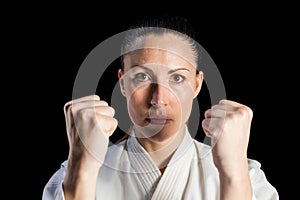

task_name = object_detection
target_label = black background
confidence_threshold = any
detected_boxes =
[5,3,295,199]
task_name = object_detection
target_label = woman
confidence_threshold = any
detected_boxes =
[43,16,279,200]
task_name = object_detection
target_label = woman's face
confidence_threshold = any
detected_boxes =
[119,33,203,140]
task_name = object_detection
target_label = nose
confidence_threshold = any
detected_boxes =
[150,83,169,106]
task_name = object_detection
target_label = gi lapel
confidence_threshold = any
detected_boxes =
[127,135,161,199]
[151,131,195,200]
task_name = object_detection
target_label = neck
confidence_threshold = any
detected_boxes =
[136,126,186,169]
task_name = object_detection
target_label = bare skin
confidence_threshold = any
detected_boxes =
[202,99,253,199]
[62,33,253,200]
[118,44,202,171]
[63,95,117,200]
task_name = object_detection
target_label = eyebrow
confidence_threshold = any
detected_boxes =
[131,65,190,74]
[168,68,190,74]
[131,65,153,73]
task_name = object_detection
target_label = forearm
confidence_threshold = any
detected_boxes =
[219,161,252,200]
[63,154,101,200]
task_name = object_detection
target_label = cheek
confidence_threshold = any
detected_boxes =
[128,83,152,102]
[128,89,148,107]
[126,87,150,117]
[173,84,195,119]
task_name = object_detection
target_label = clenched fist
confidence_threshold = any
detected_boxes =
[202,99,253,178]
[64,94,118,164]
[63,95,118,200]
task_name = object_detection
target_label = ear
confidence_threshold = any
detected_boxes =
[194,71,203,98]
[118,69,126,97]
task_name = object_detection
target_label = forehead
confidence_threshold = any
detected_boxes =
[123,33,197,70]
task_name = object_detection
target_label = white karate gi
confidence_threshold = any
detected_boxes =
[42,128,279,200]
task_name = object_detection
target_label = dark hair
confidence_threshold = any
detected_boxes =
[126,15,197,39]
[120,15,199,71]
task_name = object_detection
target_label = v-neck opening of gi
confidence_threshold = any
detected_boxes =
[126,126,195,199]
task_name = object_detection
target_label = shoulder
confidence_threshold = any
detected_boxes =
[247,158,269,183]
[248,158,262,170]
[107,140,127,152]
[106,140,127,158]
[247,158,279,199]
[192,139,214,162]
[247,158,267,183]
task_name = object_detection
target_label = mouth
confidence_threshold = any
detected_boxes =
[145,116,171,125]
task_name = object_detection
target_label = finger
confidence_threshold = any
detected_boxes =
[64,100,108,132]
[71,94,100,104]
[211,103,235,112]
[94,106,115,117]
[73,106,116,124]
[219,99,253,118]
[202,118,224,137]
[204,108,227,119]
[96,115,118,137]
[64,95,100,113]
[219,99,244,107]
[70,100,109,115]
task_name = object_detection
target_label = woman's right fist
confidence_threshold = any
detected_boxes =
[63,95,118,164]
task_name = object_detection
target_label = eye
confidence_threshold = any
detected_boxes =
[134,73,150,82]
[170,74,185,84]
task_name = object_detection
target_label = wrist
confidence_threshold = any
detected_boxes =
[63,152,102,198]
[216,157,249,179]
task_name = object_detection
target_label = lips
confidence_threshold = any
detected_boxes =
[145,116,171,125]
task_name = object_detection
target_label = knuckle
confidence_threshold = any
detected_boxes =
[237,106,253,119]
[91,116,100,127]
[204,109,213,118]
[64,101,72,112]
[226,112,235,120]
[69,106,75,116]
[204,109,210,116]
[101,124,112,133]
[93,94,100,99]
[110,107,116,116]
[113,118,118,127]
[107,118,118,132]
[100,100,108,106]
[245,106,253,118]
[237,107,245,115]
[77,109,89,120]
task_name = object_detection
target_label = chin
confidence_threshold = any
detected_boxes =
[143,124,178,141]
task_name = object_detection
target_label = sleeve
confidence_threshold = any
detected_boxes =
[248,159,279,200]
[42,161,68,200]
